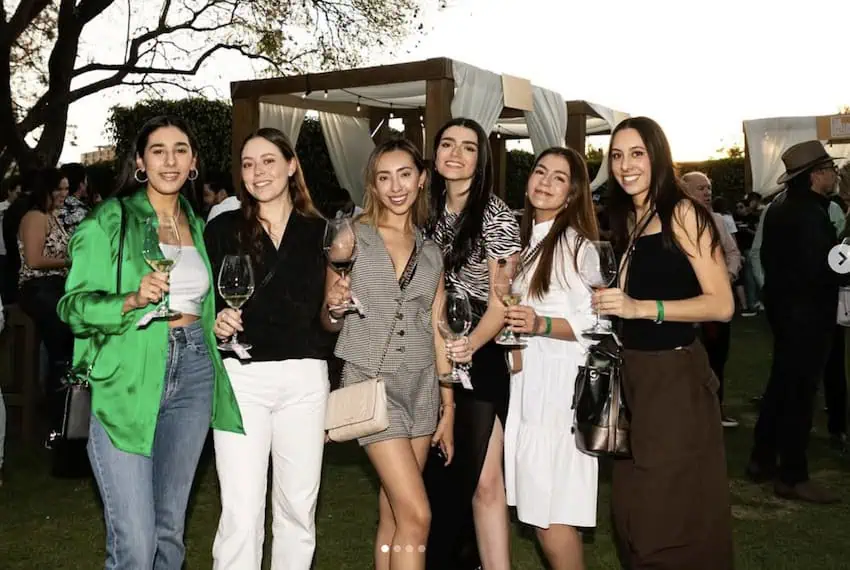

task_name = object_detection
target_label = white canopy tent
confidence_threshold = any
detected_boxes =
[232,58,629,205]
[744,116,850,197]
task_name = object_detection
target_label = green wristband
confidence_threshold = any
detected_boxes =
[655,300,665,324]
[543,316,552,336]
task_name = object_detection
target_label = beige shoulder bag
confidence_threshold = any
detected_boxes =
[325,239,421,442]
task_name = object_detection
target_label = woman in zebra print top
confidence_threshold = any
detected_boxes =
[424,117,521,570]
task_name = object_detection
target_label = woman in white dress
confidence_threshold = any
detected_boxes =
[502,146,600,570]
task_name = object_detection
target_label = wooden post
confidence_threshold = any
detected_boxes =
[0,305,41,443]
[424,78,454,160]
[489,134,507,200]
[567,112,587,158]
[231,96,259,191]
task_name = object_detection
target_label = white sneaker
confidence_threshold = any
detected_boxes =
[721,416,739,428]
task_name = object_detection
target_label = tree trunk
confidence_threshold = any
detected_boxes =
[0,0,86,176]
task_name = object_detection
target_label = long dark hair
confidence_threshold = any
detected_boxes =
[606,116,719,255]
[114,115,202,212]
[23,168,65,213]
[360,138,430,229]
[428,117,493,273]
[520,147,599,299]
[237,128,320,268]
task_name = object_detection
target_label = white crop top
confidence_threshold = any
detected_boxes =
[160,245,210,316]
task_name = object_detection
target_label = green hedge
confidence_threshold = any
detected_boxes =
[108,99,233,178]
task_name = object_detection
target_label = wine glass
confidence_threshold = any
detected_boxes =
[436,288,473,384]
[217,255,255,352]
[493,257,526,346]
[324,217,359,313]
[578,240,618,336]
[141,216,182,320]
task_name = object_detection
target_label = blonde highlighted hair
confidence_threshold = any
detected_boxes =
[359,138,430,229]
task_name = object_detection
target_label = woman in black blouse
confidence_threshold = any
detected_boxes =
[204,127,334,570]
[424,118,521,570]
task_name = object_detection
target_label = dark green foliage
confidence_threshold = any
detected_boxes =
[107,99,233,180]
[677,157,747,202]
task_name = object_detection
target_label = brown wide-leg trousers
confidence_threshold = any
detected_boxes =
[612,341,734,570]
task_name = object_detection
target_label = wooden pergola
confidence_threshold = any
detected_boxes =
[230,57,612,198]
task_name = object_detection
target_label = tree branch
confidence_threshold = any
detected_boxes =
[67,42,278,104]
[76,0,117,25]
[5,0,53,46]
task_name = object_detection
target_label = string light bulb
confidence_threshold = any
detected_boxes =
[356,97,361,112]
[323,89,328,98]
[389,103,394,119]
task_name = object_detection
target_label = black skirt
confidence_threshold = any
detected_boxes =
[424,340,509,569]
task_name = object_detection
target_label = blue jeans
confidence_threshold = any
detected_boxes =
[88,321,214,570]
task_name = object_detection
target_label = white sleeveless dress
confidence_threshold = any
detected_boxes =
[503,221,599,529]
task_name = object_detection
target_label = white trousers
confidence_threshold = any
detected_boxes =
[212,358,329,570]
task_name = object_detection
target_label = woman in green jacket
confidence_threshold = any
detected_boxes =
[57,115,243,570]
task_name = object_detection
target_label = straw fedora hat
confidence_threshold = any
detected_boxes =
[776,140,842,184]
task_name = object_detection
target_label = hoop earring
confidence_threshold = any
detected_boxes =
[134,169,148,183]
[188,168,199,181]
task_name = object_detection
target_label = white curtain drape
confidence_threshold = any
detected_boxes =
[588,103,630,191]
[319,112,375,206]
[450,61,504,134]
[524,86,567,156]
[744,117,850,196]
[258,103,307,145]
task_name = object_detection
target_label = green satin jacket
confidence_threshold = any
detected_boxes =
[57,190,244,456]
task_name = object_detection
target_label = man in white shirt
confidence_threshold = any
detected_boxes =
[204,175,240,222]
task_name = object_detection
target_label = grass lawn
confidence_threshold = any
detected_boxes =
[2,315,849,569]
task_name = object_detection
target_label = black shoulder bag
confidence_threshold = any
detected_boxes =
[571,211,654,459]
[57,200,128,441]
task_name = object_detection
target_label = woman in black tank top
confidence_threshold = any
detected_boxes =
[593,117,735,570]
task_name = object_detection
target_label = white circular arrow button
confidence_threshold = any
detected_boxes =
[828,243,850,274]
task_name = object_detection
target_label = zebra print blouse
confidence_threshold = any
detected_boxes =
[431,194,521,307]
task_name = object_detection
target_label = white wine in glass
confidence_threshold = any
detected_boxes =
[493,257,526,346]
[217,254,255,352]
[141,216,182,320]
